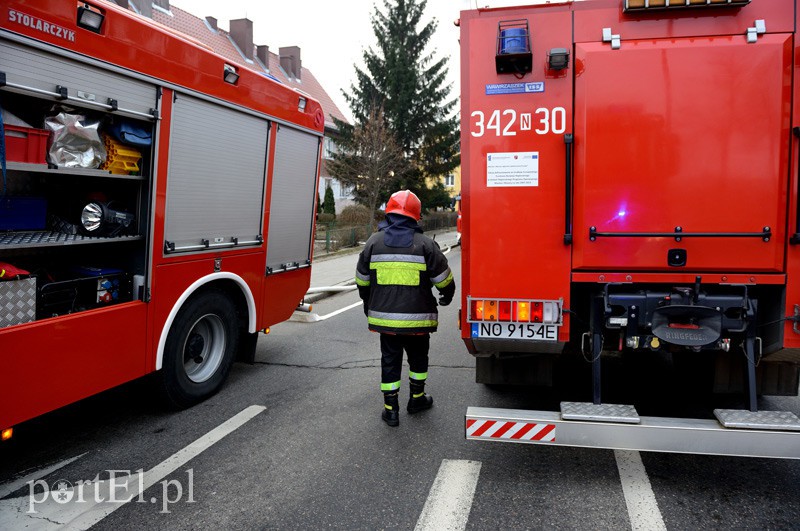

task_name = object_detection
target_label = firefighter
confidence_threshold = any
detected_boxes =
[355,190,456,426]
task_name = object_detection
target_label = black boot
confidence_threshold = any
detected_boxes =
[382,392,399,426]
[407,379,433,414]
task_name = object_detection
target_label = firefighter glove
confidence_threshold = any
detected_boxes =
[438,295,452,306]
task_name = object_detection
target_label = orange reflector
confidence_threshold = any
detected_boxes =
[471,300,484,320]
[498,301,511,321]
[484,300,498,321]
[1,428,12,441]
[515,301,530,322]
[531,301,543,323]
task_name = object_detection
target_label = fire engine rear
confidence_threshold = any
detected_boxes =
[460,0,800,458]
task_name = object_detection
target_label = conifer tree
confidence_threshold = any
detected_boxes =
[332,0,459,209]
[323,185,336,216]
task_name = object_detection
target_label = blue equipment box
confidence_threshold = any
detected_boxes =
[0,196,47,231]
[70,266,124,277]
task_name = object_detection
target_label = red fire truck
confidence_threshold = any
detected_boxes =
[460,0,800,457]
[0,1,323,439]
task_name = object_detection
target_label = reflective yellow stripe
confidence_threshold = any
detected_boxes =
[369,317,437,328]
[434,272,454,289]
[409,371,428,381]
[412,392,425,398]
[371,261,426,286]
[355,277,370,286]
[381,381,401,392]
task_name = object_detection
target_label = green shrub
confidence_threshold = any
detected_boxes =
[338,204,372,225]
[317,212,335,224]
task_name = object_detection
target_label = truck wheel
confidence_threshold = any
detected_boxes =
[160,289,238,408]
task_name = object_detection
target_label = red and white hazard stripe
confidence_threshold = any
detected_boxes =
[466,418,556,442]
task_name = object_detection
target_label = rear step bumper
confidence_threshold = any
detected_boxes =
[466,405,800,459]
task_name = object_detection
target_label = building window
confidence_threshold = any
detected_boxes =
[339,183,352,198]
[323,137,338,160]
[445,174,455,187]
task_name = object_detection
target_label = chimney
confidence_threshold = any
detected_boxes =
[112,1,152,18]
[138,1,152,18]
[206,16,218,31]
[279,46,302,80]
[230,18,254,60]
[257,45,270,68]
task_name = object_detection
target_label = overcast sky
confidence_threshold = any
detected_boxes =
[169,0,530,121]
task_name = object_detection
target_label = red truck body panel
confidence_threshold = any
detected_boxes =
[460,0,800,376]
[0,1,322,432]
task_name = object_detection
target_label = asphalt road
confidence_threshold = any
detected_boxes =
[1,247,800,529]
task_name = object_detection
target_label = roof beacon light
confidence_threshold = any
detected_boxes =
[77,3,105,33]
[495,19,532,76]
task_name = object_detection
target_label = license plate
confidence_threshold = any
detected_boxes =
[471,322,558,341]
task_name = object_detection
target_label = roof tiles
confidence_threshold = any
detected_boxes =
[151,5,349,128]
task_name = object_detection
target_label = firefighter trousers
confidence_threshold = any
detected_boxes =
[380,333,430,393]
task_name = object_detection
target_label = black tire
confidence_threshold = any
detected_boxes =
[159,289,238,409]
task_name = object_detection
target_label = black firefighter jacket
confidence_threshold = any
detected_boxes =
[355,216,456,334]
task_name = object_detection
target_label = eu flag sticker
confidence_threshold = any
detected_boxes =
[471,323,479,337]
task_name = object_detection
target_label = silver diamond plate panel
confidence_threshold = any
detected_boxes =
[0,277,36,327]
[0,231,141,249]
[714,409,800,431]
[560,402,640,424]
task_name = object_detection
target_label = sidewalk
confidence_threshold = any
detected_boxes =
[305,229,460,303]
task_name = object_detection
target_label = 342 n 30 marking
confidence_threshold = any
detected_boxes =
[471,107,566,137]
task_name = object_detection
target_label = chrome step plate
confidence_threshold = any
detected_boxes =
[714,409,800,431]
[560,402,640,424]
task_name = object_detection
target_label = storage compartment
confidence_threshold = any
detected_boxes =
[0,196,47,230]
[4,124,49,165]
[0,277,37,326]
[38,270,132,319]
[0,83,154,323]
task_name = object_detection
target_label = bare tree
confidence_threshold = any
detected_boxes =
[329,105,408,217]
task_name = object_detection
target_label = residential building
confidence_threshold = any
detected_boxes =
[426,166,462,209]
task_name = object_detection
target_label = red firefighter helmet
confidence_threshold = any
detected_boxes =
[385,190,422,221]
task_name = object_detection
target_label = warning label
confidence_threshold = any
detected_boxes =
[486,152,539,187]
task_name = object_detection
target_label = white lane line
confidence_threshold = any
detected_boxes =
[415,459,481,531]
[614,450,667,531]
[0,405,265,530]
[317,300,363,321]
[0,453,87,499]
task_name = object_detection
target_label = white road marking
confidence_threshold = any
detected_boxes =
[317,300,363,321]
[614,450,667,531]
[0,405,265,530]
[415,459,481,531]
[0,453,87,499]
